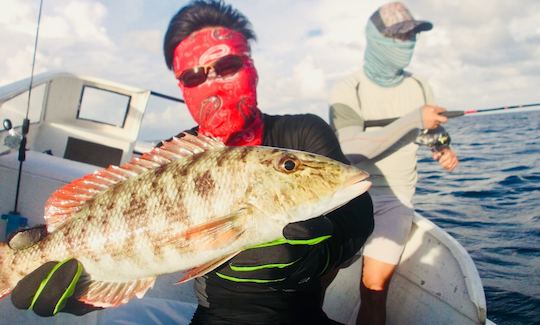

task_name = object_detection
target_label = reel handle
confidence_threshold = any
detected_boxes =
[3,119,13,131]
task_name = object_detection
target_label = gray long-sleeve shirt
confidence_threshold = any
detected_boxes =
[329,70,434,200]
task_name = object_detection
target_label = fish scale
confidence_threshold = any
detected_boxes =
[0,133,371,308]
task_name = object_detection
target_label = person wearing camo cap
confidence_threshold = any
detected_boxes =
[329,2,459,324]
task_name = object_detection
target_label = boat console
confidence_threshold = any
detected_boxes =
[0,72,150,225]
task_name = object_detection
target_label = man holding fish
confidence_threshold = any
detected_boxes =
[5,1,375,324]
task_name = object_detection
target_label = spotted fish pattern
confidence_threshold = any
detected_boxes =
[0,133,370,308]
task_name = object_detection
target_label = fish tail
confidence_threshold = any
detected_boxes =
[0,242,17,300]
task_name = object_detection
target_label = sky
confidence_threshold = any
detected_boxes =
[1,0,539,140]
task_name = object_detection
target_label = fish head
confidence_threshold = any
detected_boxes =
[242,147,371,225]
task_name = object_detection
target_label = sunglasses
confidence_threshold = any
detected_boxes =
[176,55,245,88]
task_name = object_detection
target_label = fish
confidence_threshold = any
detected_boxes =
[0,133,371,308]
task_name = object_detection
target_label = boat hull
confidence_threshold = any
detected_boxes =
[323,213,487,324]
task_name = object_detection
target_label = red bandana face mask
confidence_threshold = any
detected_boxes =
[173,27,263,146]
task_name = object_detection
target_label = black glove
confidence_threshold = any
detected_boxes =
[214,216,333,288]
[214,192,374,288]
[11,259,101,317]
[324,192,374,268]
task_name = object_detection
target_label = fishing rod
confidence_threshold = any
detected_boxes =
[364,102,540,128]
[12,0,44,214]
[1,0,44,240]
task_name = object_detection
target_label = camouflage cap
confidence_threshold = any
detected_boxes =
[370,2,433,38]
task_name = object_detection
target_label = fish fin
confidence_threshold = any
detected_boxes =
[170,208,251,284]
[76,277,156,308]
[7,224,47,250]
[176,252,241,284]
[44,133,225,232]
[175,208,250,251]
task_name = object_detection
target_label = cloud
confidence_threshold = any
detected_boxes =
[123,30,162,54]
[293,56,326,99]
[1,0,111,44]
[509,10,540,43]
[0,0,116,84]
[0,0,39,35]
[53,0,111,45]
[1,0,538,133]
[138,99,193,141]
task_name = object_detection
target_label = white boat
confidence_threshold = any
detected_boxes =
[0,72,494,324]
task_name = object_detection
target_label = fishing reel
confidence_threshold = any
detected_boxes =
[414,126,451,152]
[3,119,23,149]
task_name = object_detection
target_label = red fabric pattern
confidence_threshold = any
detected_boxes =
[173,27,263,146]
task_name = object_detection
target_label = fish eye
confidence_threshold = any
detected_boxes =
[284,160,295,171]
[277,156,301,173]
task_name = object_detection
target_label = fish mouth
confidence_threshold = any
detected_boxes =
[342,168,371,195]
[286,168,372,224]
[346,179,372,197]
[342,178,372,200]
[320,169,372,216]
[344,170,370,187]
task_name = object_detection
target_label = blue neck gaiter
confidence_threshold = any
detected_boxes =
[363,20,416,87]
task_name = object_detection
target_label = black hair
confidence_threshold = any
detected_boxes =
[163,0,257,70]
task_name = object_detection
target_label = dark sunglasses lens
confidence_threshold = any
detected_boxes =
[214,56,244,77]
[180,69,207,87]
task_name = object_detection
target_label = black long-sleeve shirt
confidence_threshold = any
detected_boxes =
[177,113,374,325]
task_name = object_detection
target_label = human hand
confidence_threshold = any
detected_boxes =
[213,216,334,288]
[432,147,458,172]
[11,259,101,317]
[421,105,448,129]
[214,193,373,288]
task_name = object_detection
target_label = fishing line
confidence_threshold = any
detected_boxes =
[24,0,45,121]
[364,102,540,128]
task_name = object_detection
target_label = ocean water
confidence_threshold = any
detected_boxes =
[414,110,540,325]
